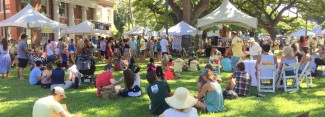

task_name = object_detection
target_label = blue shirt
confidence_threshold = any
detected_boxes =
[29,67,42,85]
[68,43,75,52]
[222,58,231,71]
[130,40,137,50]
[62,54,68,62]
[92,39,98,45]
[17,41,28,59]
[51,68,65,84]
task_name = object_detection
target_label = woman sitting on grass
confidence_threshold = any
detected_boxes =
[195,69,225,113]
[226,62,251,96]
[197,64,222,93]
[119,69,141,97]
[50,61,73,90]
[160,87,199,117]
[41,63,53,88]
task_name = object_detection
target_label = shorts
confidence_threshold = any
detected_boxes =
[162,52,168,55]
[18,58,28,68]
[100,51,106,56]
[69,51,75,54]
[131,49,137,56]
[141,50,146,55]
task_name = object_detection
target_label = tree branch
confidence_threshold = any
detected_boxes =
[275,0,298,22]
[168,0,183,21]
[190,0,211,25]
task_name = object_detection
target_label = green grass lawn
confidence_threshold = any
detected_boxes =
[0,57,325,117]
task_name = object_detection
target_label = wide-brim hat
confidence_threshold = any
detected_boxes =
[165,87,198,109]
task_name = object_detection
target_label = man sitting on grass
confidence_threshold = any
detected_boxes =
[146,71,172,115]
[29,61,43,85]
[96,64,124,97]
[32,86,81,117]
[226,62,251,96]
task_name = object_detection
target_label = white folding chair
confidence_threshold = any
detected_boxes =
[278,63,300,92]
[257,64,277,93]
[297,61,313,88]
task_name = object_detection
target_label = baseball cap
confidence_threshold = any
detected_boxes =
[53,86,67,98]
[21,34,28,39]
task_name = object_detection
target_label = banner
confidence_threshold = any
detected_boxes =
[41,25,58,33]
[172,36,182,50]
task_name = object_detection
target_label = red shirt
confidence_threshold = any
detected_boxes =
[96,71,114,96]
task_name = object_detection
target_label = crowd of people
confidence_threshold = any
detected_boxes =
[1,30,323,117]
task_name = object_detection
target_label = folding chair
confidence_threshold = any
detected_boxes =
[277,63,300,92]
[257,64,277,92]
[297,61,312,88]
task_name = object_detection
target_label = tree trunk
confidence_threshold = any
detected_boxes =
[264,27,277,41]
[182,0,191,24]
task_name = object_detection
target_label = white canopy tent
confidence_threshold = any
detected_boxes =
[312,27,324,35]
[161,21,197,36]
[124,25,151,35]
[197,0,257,30]
[66,20,108,34]
[0,4,66,29]
[290,29,315,37]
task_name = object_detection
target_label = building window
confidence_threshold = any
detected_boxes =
[59,2,67,17]
[40,0,49,16]
[107,9,111,22]
[21,0,29,9]
[0,0,10,13]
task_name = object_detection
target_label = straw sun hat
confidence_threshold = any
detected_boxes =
[165,87,198,110]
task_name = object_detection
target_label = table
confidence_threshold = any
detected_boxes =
[243,60,281,86]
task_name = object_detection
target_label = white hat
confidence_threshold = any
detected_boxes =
[165,87,198,109]
[248,37,255,42]
[53,87,67,98]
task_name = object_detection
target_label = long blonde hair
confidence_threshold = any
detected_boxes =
[283,46,294,57]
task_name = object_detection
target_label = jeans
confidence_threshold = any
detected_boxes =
[231,56,240,70]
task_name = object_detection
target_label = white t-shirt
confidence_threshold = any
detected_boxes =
[46,43,54,56]
[32,95,64,117]
[249,42,262,56]
[128,73,141,97]
[163,107,198,117]
[67,65,78,82]
[160,38,169,52]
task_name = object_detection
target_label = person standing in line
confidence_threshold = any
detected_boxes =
[140,37,146,62]
[17,34,30,80]
[68,39,75,60]
[228,32,246,70]
[0,38,11,79]
[160,36,169,56]
[149,37,155,58]
[129,37,138,59]
[99,37,106,63]
[10,39,18,67]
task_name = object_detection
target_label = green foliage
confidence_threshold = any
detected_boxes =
[277,18,315,34]
[321,21,325,29]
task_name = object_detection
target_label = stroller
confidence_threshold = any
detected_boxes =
[77,54,96,84]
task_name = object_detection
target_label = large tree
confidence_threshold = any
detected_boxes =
[132,0,222,26]
[230,0,325,40]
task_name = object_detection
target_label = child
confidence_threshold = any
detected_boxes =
[189,56,200,72]
[221,55,232,72]
[113,57,123,71]
[164,59,175,80]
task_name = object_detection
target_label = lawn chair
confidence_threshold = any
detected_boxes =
[257,64,277,93]
[277,63,300,92]
[297,61,313,88]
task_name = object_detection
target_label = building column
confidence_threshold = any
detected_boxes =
[53,0,60,40]
[82,6,88,21]
[68,3,75,39]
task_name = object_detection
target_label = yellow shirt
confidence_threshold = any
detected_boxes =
[140,39,146,50]
[174,58,185,73]
[231,37,243,57]
[32,95,64,117]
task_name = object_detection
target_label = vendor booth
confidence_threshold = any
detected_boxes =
[196,0,257,56]
[124,25,151,36]
[66,20,110,39]
[0,4,67,46]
